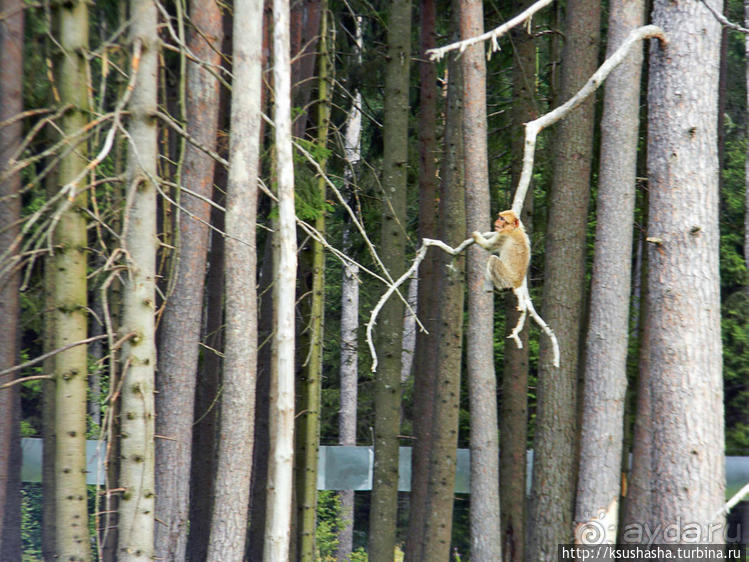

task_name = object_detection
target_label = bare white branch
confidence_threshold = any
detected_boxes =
[511,24,665,215]
[426,0,553,61]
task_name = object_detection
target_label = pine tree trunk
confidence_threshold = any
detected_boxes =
[155,2,223,558]
[264,0,297,557]
[117,0,159,558]
[460,1,502,559]
[405,0,440,556]
[574,0,644,547]
[187,168,225,562]
[52,1,92,558]
[0,1,23,556]
[206,0,262,558]
[639,0,725,539]
[297,5,330,558]
[500,11,536,562]
[422,36,465,560]
[528,0,600,558]
[368,1,411,559]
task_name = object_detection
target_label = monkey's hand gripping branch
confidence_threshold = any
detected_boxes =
[366,234,560,372]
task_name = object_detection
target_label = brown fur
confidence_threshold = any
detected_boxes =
[472,210,530,290]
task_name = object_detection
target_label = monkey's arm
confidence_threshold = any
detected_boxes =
[471,230,500,250]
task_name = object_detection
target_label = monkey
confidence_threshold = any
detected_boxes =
[472,210,530,290]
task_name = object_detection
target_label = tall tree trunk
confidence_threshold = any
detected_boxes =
[460,1,502,559]
[422,36,465,561]
[206,0,262,558]
[638,0,725,540]
[368,0,411,559]
[187,94,228,561]
[500,11,537,562]
[155,2,224,558]
[52,1,92,558]
[527,0,600,558]
[336,34,363,558]
[405,0,440,556]
[574,0,644,547]
[118,0,158,558]
[296,5,330,558]
[0,1,23,557]
[264,0,297,557]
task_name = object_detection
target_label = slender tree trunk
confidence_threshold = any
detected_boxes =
[187,90,228,561]
[528,0,600,558]
[574,0,645,547]
[460,1,502,559]
[155,2,223,558]
[368,1,411,559]
[422,37,465,561]
[405,0,440,556]
[51,1,92,558]
[337,39,363,559]
[206,0,262,558]
[118,0,159,558]
[638,0,725,540]
[264,0,297,557]
[500,12,537,562]
[296,5,331,558]
[0,1,23,557]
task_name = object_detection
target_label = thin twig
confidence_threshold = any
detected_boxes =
[0,334,109,380]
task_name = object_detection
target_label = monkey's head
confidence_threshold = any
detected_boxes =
[494,210,520,233]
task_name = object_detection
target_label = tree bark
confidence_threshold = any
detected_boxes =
[460,1,502,559]
[118,0,159,558]
[51,1,92,559]
[206,0,262,558]
[405,0,440,556]
[637,0,725,541]
[155,2,223,558]
[337,34,363,559]
[296,5,330,558]
[264,0,297,557]
[528,0,600,558]
[368,1,411,559]
[574,0,645,547]
[0,1,23,557]
[500,11,536,562]
[422,35,465,561]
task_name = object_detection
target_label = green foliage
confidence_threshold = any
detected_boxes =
[21,484,43,560]
[316,490,342,560]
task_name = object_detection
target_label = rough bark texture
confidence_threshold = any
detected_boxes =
[405,0,439,557]
[368,1,411,559]
[0,1,23,557]
[500,12,536,562]
[574,0,645,547]
[206,0,262,558]
[527,0,600,558]
[639,0,725,540]
[296,6,330,558]
[52,2,92,559]
[155,2,223,558]
[187,98,228,562]
[118,0,159,558]
[422,41,465,561]
[460,1,502,559]
[264,0,297,557]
